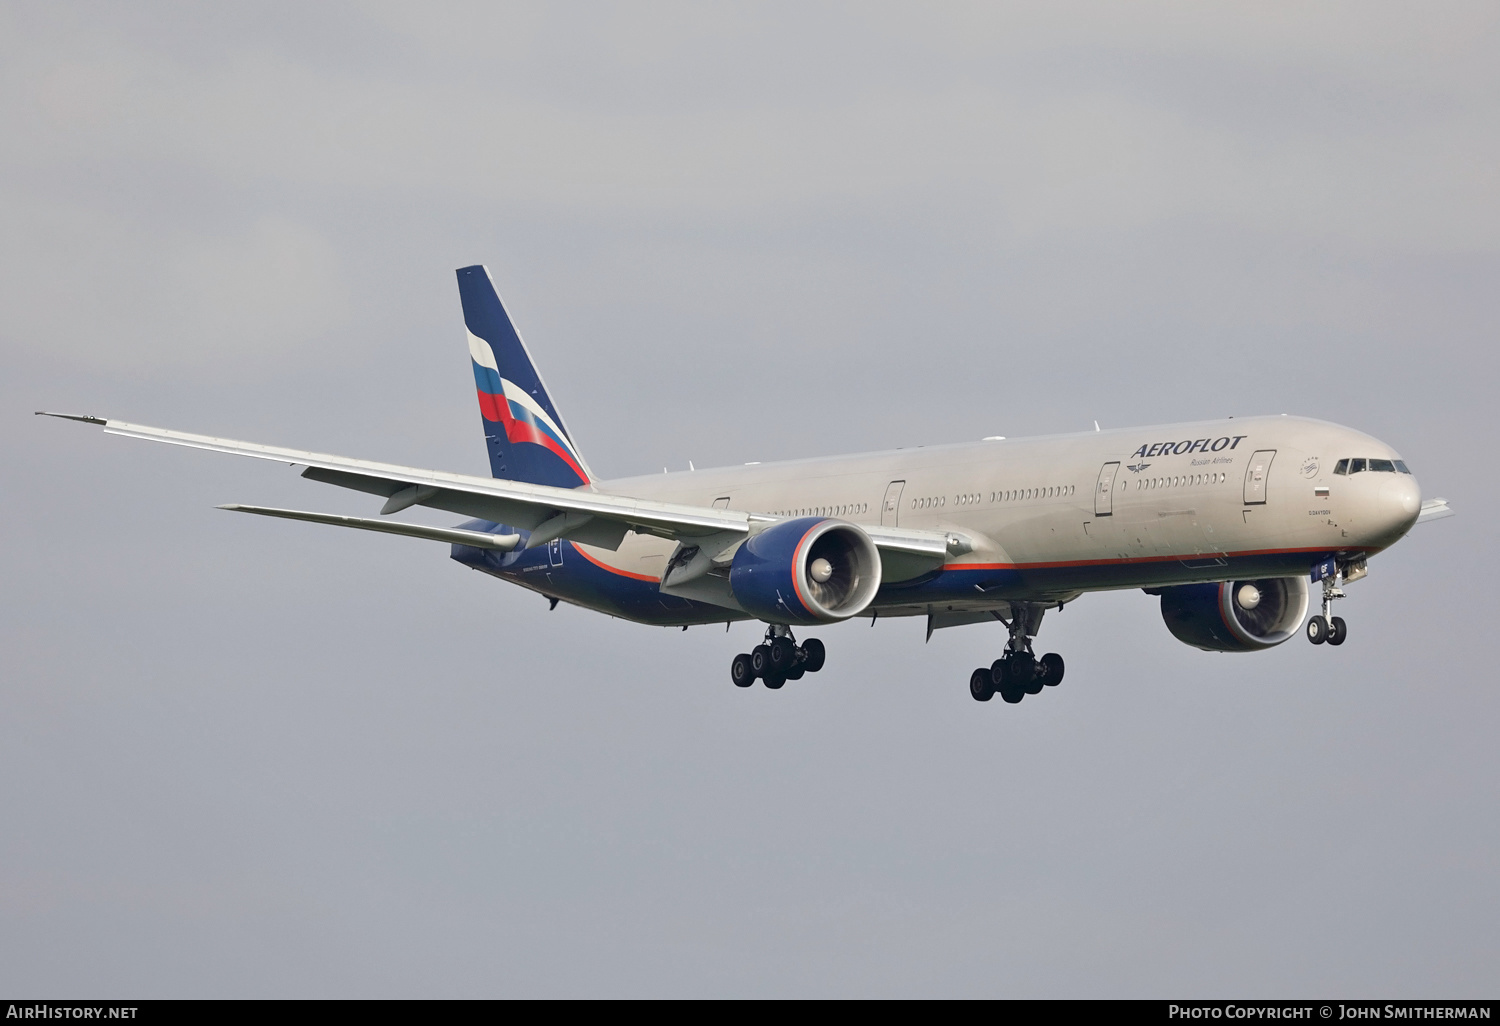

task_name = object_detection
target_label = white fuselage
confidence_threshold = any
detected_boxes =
[536,414,1418,624]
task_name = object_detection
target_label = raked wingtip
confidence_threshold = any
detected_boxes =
[36,411,107,425]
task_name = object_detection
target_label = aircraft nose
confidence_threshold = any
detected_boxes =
[1372,473,1421,542]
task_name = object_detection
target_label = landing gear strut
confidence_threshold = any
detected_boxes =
[1307,567,1349,647]
[970,603,1065,704]
[731,625,826,689]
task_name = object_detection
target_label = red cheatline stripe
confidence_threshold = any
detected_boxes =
[944,545,1371,573]
[570,542,662,582]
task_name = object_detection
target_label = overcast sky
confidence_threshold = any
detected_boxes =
[2,1,1496,998]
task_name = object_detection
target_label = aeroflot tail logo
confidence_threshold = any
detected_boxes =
[468,330,591,484]
[1131,435,1247,459]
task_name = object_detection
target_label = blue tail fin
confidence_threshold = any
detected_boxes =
[456,265,592,489]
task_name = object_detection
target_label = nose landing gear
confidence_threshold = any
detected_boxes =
[1307,564,1351,646]
[730,625,826,689]
[969,603,1066,704]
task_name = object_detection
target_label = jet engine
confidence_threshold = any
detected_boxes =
[729,517,882,625]
[1157,577,1309,652]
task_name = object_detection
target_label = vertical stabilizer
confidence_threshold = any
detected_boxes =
[456,265,592,488]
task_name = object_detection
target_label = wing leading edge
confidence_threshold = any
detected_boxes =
[38,414,962,571]
[1416,498,1454,524]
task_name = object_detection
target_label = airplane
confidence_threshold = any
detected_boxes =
[40,264,1455,704]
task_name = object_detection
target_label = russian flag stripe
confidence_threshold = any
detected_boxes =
[475,372,591,485]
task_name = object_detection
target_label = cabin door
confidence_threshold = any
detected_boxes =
[1094,462,1120,516]
[1243,450,1276,505]
[881,480,906,527]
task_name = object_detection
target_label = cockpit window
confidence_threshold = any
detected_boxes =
[1339,457,1406,474]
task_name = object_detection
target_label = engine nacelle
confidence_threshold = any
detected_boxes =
[729,517,882,625]
[1157,577,1309,652]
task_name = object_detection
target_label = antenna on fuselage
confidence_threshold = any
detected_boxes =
[1094,420,1101,432]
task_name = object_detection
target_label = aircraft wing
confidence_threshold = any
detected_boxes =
[1416,497,1454,524]
[40,415,965,569]
[216,505,523,550]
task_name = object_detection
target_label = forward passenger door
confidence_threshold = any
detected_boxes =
[1243,451,1276,505]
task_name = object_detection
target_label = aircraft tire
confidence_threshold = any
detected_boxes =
[990,658,1008,688]
[1009,653,1036,688]
[1327,616,1347,646]
[751,645,772,676]
[731,653,756,687]
[785,665,806,681]
[1039,652,1065,687]
[970,668,995,702]
[763,672,786,690]
[769,636,797,671]
[800,638,826,673]
[999,686,1025,704]
[1307,615,1328,645]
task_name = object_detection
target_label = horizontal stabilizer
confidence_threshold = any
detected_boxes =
[1416,498,1454,524]
[219,505,520,550]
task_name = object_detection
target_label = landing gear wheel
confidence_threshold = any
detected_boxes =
[800,638,826,673]
[762,672,786,690]
[769,636,798,671]
[730,653,756,688]
[1307,615,1328,645]
[970,668,995,702]
[991,602,1054,702]
[785,665,806,681]
[751,645,772,676]
[1327,616,1347,646]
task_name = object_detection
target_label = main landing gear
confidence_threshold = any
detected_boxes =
[1307,569,1349,647]
[968,603,1065,704]
[730,625,826,689]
